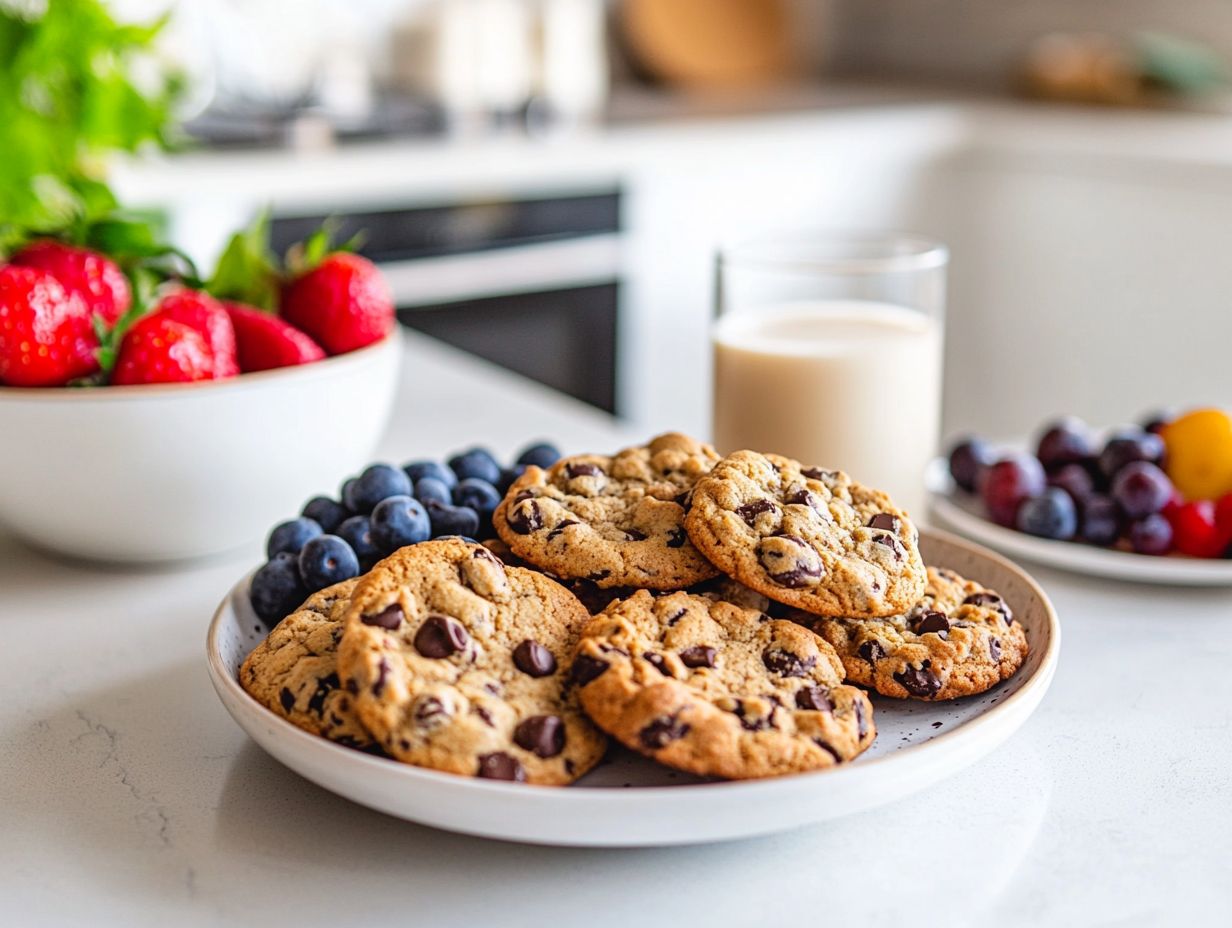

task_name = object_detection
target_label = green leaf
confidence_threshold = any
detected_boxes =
[206,209,280,310]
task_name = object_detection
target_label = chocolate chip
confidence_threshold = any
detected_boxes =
[414,697,447,726]
[477,752,525,782]
[867,513,899,532]
[802,467,835,480]
[414,615,469,659]
[638,712,690,749]
[736,498,779,526]
[345,677,358,695]
[514,715,566,758]
[307,672,338,715]
[565,462,602,479]
[990,637,1002,661]
[812,739,842,763]
[784,488,816,507]
[762,648,816,677]
[854,698,869,739]
[895,661,942,698]
[473,545,502,565]
[795,685,833,712]
[679,645,717,668]
[914,611,950,635]
[279,687,295,712]
[474,706,495,727]
[757,535,824,588]
[624,528,647,541]
[570,654,610,686]
[546,519,578,541]
[484,680,502,695]
[858,640,885,663]
[726,699,774,731]
[513,489,535,504]
[874,534,905,560]
[373,657,390,696]
[362,604,403,630]
[643,652,673,676]
[666,529,687,548]
[666,607,687,626]
[964,592,1013,625]
[513,639,557,677]
[507,500,542,535]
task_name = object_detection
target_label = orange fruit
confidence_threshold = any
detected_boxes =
[1162,408,1232,501]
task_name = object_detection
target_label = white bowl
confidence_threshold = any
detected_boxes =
[207,528,1060,846]
[0,333,401,563]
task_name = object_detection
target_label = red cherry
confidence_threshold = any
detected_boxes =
[1167,500,1224,559]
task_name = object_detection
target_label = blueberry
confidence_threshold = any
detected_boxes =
[340,477,359,512]
[426,502,480,538]
[266,517,323,559]
[250,553,307,626]
[298,535,361,591]
[454,478,502,517]
[1080,494,1121,546]
[337,515,381,571]
[1111,461,1173,519]
[403,460,457,489]
[1015,488,1077,540]
[498,464,528,494]
[516,441,562,469]
[344,464,412,514]
[1047,463,1095,505]
[1098,430,1165,480]
[947,437,996,493]
[370,495,431,554]
[301,496,349,534]
[1035,417,1094,472]
[448,448,502,485]
[1128,513,1172,555]
[414,477,453,507]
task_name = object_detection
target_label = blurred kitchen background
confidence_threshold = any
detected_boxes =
[48,0,1232,435]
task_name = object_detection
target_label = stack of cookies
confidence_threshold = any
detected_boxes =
[241,432,1028,784]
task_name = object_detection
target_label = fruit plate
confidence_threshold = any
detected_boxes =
[206,528,1059,847]
[927,459,1232,586]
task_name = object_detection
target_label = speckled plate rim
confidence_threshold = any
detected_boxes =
[206,528,1059,846]
[927,458,1232,586]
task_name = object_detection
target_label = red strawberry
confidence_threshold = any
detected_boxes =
[112,313,215,385]
[224,302,325,372]
[12,239,131,326]
[280,252,393,355]
[155,289,239,378]
[0,265,98,386]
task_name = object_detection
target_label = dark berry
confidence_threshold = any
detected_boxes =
[1047,463,1095,504]
[1015,488,1077,540]
[337,515,381,571]
[426,502,480,538]
[266,517,323,559]
[1111,461,1173,519]
[1139,409,1174,436]
[250,553,307,626]
[448,448,502,485]
[370,495,431,554]
[947,437,995,493]
[516,442,562,469]
[403,460,457,489]
[454,478,502,518]
[1128,513,1172,555]
[344,464,412,514]
[1080,494,1122,546]
[414,477,453,507]
[498,464,528,494]
[298,535,360,591]
[980,454,1046,527]
[340,477,359,512]
[1098,430,1165,480]
[301,496,349,534]
[1035,417,1094,472]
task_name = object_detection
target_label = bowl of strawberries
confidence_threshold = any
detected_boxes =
[0,219,402,563]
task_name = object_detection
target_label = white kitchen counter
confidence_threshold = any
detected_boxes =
[2,332,1229,926]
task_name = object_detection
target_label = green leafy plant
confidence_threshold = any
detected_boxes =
[0,0,184,252]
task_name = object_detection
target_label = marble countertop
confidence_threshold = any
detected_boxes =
[3,333,1229,926]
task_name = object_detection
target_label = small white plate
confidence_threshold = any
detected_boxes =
[927,459,1232,587]
[206,529,1059,847]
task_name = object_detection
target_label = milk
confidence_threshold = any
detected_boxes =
[712,300,943,520]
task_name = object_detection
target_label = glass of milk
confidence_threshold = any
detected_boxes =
[713,233,948,520]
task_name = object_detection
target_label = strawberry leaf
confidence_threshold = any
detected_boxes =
[206,209,280,310]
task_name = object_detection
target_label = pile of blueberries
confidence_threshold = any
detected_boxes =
[249,441,561,625]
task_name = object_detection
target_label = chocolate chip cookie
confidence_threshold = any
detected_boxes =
[492,432,721,590]
[800,566,1029,700]
[572,590,876,779]
[337,537,606,784]
[684,451,926,617]
[240,579,374,749]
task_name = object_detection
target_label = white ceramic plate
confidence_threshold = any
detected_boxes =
[927,459,1232,586]
[206,529,1059,847]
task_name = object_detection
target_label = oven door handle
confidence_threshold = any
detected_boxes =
[383,233,623,308]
